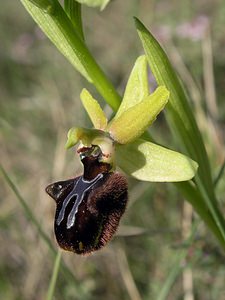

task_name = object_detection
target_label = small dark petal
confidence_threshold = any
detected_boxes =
[45,178,78,203]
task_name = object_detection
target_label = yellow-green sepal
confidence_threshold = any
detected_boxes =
[65,127,84,149]
[80,88,108,130]
[116,139,198,182]
[65,127,104,149]
[108,86,169,144]
[114,55,149,119]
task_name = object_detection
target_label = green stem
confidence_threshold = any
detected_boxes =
[52,0,121,111]
[46,250,62,300]
[0,165,86,294]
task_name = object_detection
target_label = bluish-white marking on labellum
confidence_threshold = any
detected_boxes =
[56,173,103,229]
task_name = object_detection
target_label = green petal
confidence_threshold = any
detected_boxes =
[80,88,108,130]
[116,139,198,182]
[114,55,149,119]
[108,86,169,144]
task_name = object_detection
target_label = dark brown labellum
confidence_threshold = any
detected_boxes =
[46,152,128,255]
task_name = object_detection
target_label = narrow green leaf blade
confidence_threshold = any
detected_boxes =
[21,0,121,111]
[0,165,90,291]
[46,250,62,300]
[134,17,212,190]
[115,55,149,119]
[80,88,108,130]
[0,164,55,253]
[108,86,169,144]
[116,139,198,182]
[64,0,84,40]
[21,0,91,81]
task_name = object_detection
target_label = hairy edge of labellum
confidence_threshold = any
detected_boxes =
[86,172,128,254]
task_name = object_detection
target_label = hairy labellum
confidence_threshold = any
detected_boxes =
[46,155,128,255]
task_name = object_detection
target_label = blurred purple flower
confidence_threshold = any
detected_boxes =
[176,15,209,41]
[11,27,46,64]
[152,25,172,44]
[11,33,34,64]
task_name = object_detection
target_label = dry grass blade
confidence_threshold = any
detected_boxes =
[116,246,142,300]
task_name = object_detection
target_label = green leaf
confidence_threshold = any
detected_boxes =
[115,55,149,119]
[80,88,108,130]
[75,0,111,10]
[116,139,198,182]
[108,86,169,144]
[135,18,225,247]
[21,0,91,81]
[21,0,121,111]
[134,18,212,191]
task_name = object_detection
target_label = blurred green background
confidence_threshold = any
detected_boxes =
[1,1,225,299]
